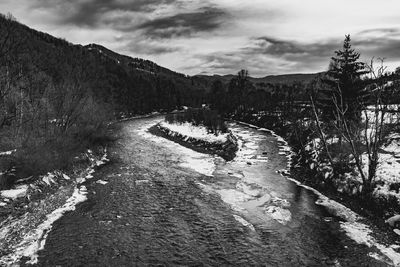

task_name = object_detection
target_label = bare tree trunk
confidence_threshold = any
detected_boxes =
[309,94,334,166]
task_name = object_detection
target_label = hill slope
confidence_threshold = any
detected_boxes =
[0,14,207,118]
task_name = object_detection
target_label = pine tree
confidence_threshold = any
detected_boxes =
[321,34,367,121]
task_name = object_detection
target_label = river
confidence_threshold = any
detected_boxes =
[20,116,400,266]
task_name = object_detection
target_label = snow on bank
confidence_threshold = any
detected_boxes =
[285,168,400,265]
[0,149,16,156]
[286,160,400,265]
[341,221,400,266]
[1,185,28,200]
[367,136,400,206]
[159,121,229,144]
[233,214,255,231]
[264,206,292,225]
[1,186,89,265]
[288,159,400,265]
[137,120,216,177]
[0,150,109,266]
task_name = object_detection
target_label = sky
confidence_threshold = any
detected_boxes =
[1,0,400,77]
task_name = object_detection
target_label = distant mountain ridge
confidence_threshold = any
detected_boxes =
[195,72,322,85]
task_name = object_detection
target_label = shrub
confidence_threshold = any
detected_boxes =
[0,97,113,190]
[0,156,16,189]
[166,108,228,135]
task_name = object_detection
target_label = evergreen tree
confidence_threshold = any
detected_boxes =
[322,35,367,121]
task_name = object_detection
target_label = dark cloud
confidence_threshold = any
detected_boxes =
[249,37,305,55]
[29,0,228,39]
[358,28,400,37]
[122,39,182,55]
[137,7,228,38]
[30,0,180,27]
[247,37,338,57]
[353,37,400,61]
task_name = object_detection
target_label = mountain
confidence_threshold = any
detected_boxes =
[250,73,322,84]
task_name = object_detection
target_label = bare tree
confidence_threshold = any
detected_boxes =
[310,58,399,194]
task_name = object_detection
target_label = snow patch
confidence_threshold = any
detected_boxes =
[233,215,255,231]
[264,206,292,225]
[0,149,16,156]
[341,221,400,266]
[236,181,265,198]
[270,197,291,208]
[216,189,255,211]
[386,215,400,227]
[1,185,28,200]
[159,121,228,144]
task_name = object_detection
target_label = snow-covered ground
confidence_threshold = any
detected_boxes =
[159,121,229,144]
[370,136,400,204]
[300,104,400,205]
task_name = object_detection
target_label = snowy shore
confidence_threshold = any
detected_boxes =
[152,121,238,161]
[0,148,109,265]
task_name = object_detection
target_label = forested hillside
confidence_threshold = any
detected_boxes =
[0,14,208,117]
[0,13,208,185]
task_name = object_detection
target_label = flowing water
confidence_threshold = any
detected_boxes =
[18,116,400,266]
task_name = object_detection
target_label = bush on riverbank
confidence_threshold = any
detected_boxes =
[0,102,114,190]
[165,108,228,135]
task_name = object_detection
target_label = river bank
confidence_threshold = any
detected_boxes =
[0,146,109,265]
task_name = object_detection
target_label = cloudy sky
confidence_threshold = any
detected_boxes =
[2,0,400,76]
